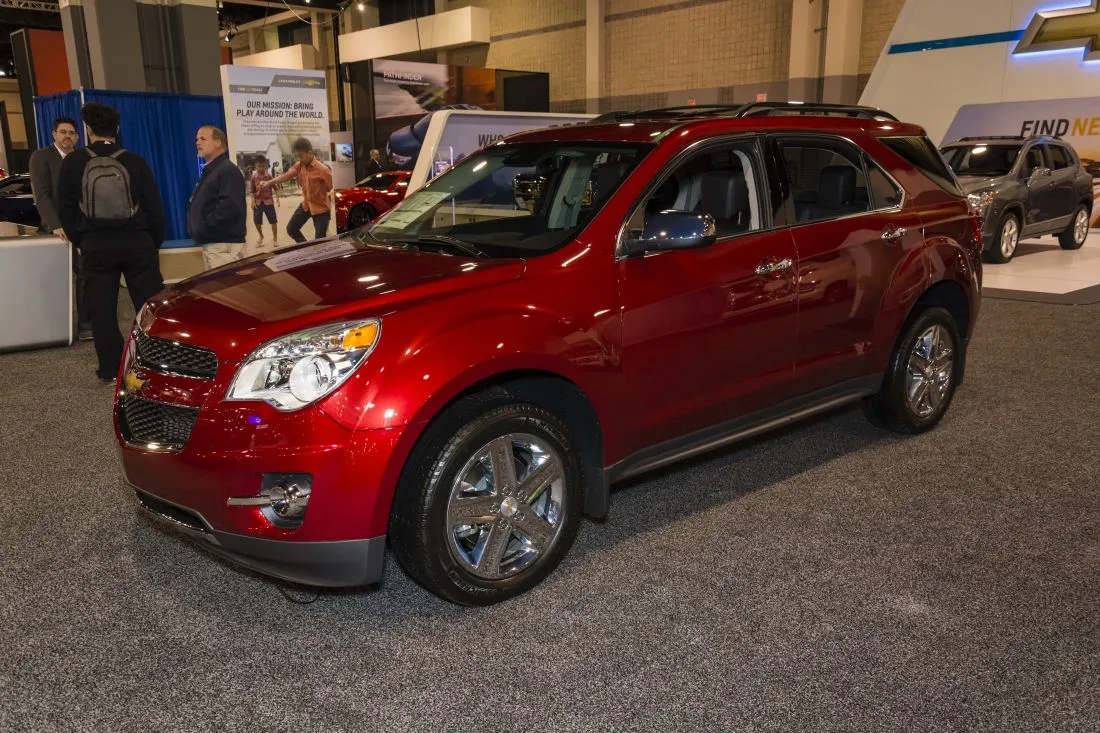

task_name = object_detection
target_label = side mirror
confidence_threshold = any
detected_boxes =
[1028,167,1052,183]
[622,210,717,257]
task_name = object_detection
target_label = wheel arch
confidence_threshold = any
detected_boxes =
[374,364,611,531]
[999,201,1025,227]
[890,278,973,386]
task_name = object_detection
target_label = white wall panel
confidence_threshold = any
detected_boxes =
[862,0,1100,143]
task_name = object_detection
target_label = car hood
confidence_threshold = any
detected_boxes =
[956,174,1011,193]
[143,238,524,359]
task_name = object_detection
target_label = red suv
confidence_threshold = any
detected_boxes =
[117,103,981,605]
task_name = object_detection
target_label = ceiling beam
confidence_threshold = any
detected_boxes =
[0,0,59,12]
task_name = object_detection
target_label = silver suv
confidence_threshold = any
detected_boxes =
[940,136,1093,263]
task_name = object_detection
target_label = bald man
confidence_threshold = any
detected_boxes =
[188,125,247,270]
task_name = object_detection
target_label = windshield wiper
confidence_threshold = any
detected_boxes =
[382,234,490,259]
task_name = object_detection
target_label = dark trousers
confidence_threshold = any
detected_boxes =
[72,247,90,329]
[286,206,331,244]
[83,242,164,379]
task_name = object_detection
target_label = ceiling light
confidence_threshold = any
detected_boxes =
[358,2,365,9]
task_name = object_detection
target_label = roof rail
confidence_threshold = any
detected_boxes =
[732,102,899,121]
[588,105,744,123]
[588,101,899,124]
[955,135,1027,142]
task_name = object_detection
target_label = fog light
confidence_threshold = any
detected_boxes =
[269,481,310,519]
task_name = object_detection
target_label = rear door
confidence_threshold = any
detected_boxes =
[773,134,920,392]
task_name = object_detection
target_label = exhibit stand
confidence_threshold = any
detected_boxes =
[32,89,226,241]
[0,222,71,353]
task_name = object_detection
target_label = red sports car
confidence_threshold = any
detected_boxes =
[334,170,410,232]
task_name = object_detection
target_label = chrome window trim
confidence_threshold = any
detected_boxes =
[770,132,909,226]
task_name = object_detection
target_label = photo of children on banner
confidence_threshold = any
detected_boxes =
[248,158,280,248]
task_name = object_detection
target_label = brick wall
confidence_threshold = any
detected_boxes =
[859,0,905,76]
[605,0,792,102]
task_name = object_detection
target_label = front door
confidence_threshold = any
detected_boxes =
[1024,145,1060,229]
[618,137,799,455]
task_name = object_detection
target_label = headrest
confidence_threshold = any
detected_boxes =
[819,166,856,209]
[699,169,748,222]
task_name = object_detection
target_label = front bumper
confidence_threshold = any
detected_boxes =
[135,487,386,587]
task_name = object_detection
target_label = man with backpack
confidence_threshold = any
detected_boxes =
[58,101,165,385]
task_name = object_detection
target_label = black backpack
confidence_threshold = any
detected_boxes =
[80,149,138,222]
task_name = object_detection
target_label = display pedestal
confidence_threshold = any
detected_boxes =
[0,222,72,352]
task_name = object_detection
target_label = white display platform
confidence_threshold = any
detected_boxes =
[983,231,1100,305]
[0,222,73,352]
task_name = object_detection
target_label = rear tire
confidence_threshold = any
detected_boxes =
[985,212,1019,264]
[862,306,962,434]
[389,390,583,606]
[1058,206,1090,250]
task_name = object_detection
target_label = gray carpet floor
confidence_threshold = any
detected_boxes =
[0,296,1097,732]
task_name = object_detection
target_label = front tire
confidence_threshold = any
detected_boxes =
[1058,206,1090,250]
[348,204,377,230]
[389,391,583,605]
[986,212,1019,263]
[862,307,962,434]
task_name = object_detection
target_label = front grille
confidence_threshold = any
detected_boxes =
[118,396,200,449]
[134,329,218,379]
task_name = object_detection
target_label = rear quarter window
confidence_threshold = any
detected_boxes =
[879,136,962,196]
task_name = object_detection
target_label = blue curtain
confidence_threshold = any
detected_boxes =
[33,90,84,149]
[82,89,226,241]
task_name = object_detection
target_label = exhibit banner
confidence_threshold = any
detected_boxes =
[406,110,594,192]
[220,65,332,181]
[373,59,497,172]
[943,97,1100,159]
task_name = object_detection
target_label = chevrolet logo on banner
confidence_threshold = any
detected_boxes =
[1015,1,1100,61]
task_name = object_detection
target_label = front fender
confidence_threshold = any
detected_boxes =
[325,309,619,434]
[320,307,621,528]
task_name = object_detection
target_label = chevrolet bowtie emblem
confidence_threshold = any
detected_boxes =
[1015,1,1100,61]
[124,370,145,394]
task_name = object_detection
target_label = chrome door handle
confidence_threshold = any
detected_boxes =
[755,257,793,276]
[882,225,907,243]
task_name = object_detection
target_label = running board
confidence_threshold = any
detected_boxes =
[605,376,881,485]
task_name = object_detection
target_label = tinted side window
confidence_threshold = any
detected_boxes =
[0,179,31,195]
[777,138,870,224]
[1023,146,1044,176]
[866,158,902,209]
[881,135,962,195]
[625,140,764,239]
[1047,145,1070,170]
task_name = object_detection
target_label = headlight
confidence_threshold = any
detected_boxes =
[966,190,996,216]
[226,319,381,411]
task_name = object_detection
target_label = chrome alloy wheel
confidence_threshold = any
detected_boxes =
[905,324,954,419]
[446,433,566,580]
[1074,209,1089,245]
[1000,217,1019,259]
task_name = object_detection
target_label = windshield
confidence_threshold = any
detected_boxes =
[344,141,652,258]
[941,144,1021,177]
[356,173,403,189]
